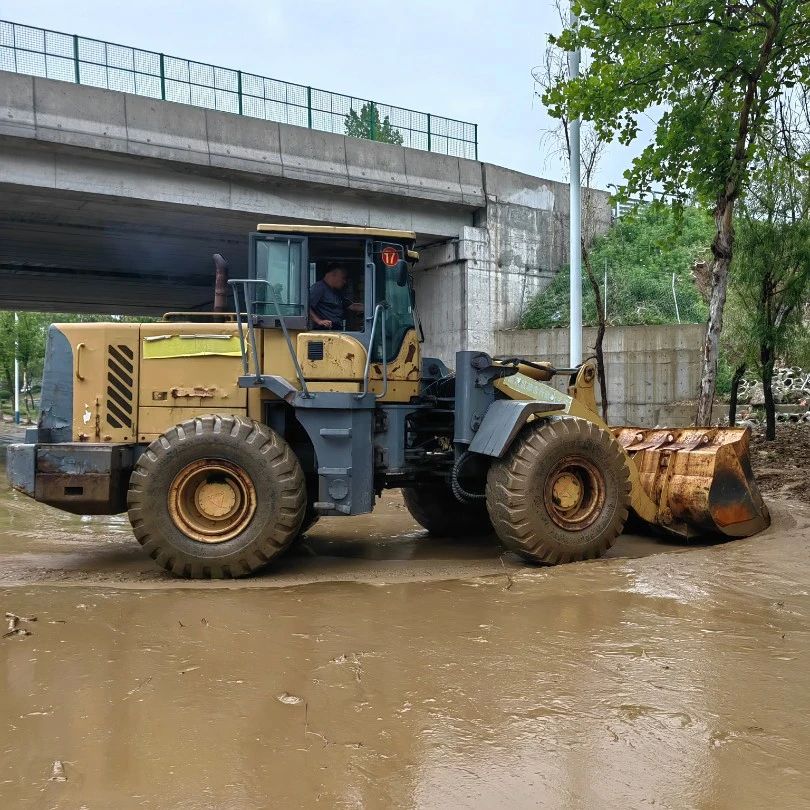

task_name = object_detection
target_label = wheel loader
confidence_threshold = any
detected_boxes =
[7,224,770,578]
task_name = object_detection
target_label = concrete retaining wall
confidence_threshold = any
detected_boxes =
[494,324,705,426]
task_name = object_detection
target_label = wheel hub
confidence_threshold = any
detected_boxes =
[168,459,256,543]
[551,472,583,511]
[544,456,606,532]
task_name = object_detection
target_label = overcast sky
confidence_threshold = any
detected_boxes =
[6,0,651,188]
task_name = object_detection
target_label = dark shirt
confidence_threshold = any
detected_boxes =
[309,279,352,326]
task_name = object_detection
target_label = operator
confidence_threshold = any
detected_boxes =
[308,263,363,329]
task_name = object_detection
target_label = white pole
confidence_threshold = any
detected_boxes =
[568,8,582,367]
[671,272,681,324]
[603,260,608,321]
[14,311,20,424]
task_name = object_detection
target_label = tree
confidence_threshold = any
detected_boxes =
[0,311,48,418]
[545,1,810,425]
[727,131,810,439]
[533,15,611,419]
[345,102,404,145]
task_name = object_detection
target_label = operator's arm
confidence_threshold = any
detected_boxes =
[309,308,332,328]
[309,284,333,328]
[347,302,364,313]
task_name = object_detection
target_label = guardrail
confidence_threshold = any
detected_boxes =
[0,19,478,159]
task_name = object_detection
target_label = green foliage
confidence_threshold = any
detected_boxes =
[546,1,810,205]
[728,218,810,355]
[344,102,404,145]
[0,312,48,391]
[522,204,713,328]
[723,140,810,373]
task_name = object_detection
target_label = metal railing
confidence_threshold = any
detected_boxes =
[0,19,478,159]
[358,304,387,399]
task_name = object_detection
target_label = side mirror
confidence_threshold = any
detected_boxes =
[395,259,409,287]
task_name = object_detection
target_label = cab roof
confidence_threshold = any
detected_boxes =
[256,224,416,241]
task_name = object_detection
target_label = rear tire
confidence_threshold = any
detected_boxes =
[127,415,306,578]
[402,485,493,537]
[486,417,630,564]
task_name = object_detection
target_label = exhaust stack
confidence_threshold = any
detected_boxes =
[212,253,229,313]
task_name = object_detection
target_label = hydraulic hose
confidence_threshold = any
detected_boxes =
[451,450,487,503]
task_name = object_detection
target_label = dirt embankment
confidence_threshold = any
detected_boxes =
[750,423,810,504]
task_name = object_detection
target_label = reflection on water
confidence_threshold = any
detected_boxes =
[2,465,810,807]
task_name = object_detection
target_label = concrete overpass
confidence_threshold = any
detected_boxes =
[0,70,610,359]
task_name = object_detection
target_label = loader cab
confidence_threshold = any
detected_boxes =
[247,225,420,366]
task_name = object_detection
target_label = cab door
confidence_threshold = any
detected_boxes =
[249,232,309,329]
[368,241,421,401]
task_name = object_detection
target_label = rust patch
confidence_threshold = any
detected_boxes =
[171,386,216,399]
[404,343,416,364]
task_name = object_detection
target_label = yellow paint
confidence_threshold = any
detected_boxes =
[306,381,362,393]
[494,374,568,408]
[370,329,421,382]
[256,224,416,241]
[297,333,367,381]
[366,329,421,403]
[368,380,420,402]
[139,323,246,411]
[143,333,242,359]
[56,322,140,443]
[137,406,247,440]
[247,387,262,422]
[264,329,303,386]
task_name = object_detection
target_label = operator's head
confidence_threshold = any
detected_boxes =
[324,263,348,290]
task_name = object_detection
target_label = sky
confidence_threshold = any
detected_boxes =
[3,0,652,188]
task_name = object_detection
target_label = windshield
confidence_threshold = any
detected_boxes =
[372,254,415,363]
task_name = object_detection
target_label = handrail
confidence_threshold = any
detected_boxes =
[358,304,387,399]
[227,278,311,398]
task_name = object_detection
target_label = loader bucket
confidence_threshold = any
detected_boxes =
[612,426,770,540]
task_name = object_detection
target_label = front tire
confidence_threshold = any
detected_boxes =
[127,415,306,578]
[486,417,631,564]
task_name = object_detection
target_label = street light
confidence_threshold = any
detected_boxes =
[568,8,582,367]
[14,311,20,425]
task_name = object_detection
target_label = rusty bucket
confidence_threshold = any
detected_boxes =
[612,426,771,540]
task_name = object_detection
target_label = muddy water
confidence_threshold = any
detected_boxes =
[2,469,810,808]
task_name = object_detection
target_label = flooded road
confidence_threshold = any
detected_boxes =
[2,467,810,808]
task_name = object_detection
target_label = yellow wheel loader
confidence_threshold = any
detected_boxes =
[7,225,770,578]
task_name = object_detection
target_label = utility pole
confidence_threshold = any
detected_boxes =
[568,8,582,367]
[14,311,20,425]
[604,259,608,321]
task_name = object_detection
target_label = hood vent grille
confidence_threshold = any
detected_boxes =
[106,344,134,429]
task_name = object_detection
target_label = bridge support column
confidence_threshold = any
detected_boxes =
[414,166,612,366]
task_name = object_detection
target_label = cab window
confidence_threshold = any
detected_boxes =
[254,238,305,318]
[372,243,415,363]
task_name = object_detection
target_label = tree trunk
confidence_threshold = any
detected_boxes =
[761,343,776,440]
[582,242,609,421]
[696,198,735,426]
[728,363,746,426]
